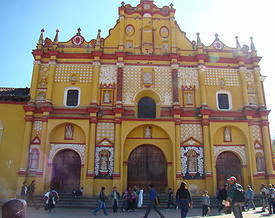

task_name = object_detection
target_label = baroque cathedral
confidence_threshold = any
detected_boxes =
[0,0,274,198]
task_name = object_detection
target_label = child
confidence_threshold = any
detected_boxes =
[167,188,176,208]
[202,190,210,216]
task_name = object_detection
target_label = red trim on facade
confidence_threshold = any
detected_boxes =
[181,136,202,145]
[180,144,203,147]
[121,118,175,122]
[176,173,182,179]
[48,116,89,120]
[0,101,26,105]
[50,142,86,145]
[53,108,88,114]
[214,144,245,147]
[126,137,169,140]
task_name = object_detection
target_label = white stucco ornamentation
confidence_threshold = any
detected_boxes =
[180,124,202,143]
[95,147,114,176]
[154,67,172,105]
[214,146,246,165]
[180,147,204,176]
[205,68,239,87]
[100,65,117,85]
[251,125,262,143]
[33,121,42,135]
[245,70,255,82]
[178,68,199,88]
[96,122,115,143]
[48,144,86,165]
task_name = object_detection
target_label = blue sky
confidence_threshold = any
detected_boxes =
[1,0,274,139]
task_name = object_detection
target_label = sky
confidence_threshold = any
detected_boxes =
[0,0,274,139]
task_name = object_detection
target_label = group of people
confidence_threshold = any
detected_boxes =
[72,187,84,198]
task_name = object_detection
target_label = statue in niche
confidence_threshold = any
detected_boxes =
[249,96,255,105]
[187,150,198,173]
[39,76,47,88]
[247,82,255,93]
[37,92,46,101]
[99,151,109,172]
[143,72,153,84]
[65,124,74,139]
[186,92,193,104]
[224,127,231,142]
[144,126,152,138]
[256,154,265,172]
[103,90,111,103]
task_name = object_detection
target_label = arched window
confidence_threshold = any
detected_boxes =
[29,148,39,169]
[0,120,3,144]
[256,153,265,172]
[138,97,156,118]
[64,87,80,107]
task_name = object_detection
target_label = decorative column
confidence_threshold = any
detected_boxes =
[171,68,179,104]
[116,66,123,104]
[91,61,101,105]
[113,119,122,191]
[16,109,34,194]
[261,121,275,177]
[29,60,41,101]
[46,54,57,102]
[239,66,249,107]
[254,68,265,107]
[118,2,125,51]
[201,114,214,195]
[198,65,207,107]
[175,120,181,190]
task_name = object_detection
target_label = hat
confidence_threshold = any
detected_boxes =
[227,176,237,182]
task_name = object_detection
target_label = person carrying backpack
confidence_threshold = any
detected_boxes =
[43,187,59,213]
[227,176,245,218]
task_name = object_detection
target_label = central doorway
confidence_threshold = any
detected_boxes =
[51,149,81,193]
[127,145,167,191]
[216,151,242,189]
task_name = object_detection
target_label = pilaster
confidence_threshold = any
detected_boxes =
[198,65,207,107]
[46,57,57,102]
[113,119,122,191]
[254,68,265,107]
[239,67,249,106]
[30,60,41,101]
[261,123,274,176]
[91,61,101,104]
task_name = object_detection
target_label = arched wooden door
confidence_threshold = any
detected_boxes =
[216,151,242,189]
[138,97,156,118]
[51,149,81,193]
[128,145,167,191]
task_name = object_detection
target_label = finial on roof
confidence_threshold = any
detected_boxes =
[38,28,44,45]
[250,36,256,51]
[215,33,219,40]
[121,1,125,6]
[235,36,241,49]
[170,3,174,8]
[97,29,101,41]
[77,27,81,35]
[54,29,59,43]
[196,33,202,47]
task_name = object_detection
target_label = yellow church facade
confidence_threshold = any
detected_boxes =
[0,0,274,198]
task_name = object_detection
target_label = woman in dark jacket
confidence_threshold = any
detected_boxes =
[176,182,192,218]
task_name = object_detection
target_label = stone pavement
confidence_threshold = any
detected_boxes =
[1,207,271,218]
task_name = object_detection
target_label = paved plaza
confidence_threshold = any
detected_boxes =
[1,207,273,218]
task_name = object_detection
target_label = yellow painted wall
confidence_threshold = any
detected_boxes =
[0,104,25,198]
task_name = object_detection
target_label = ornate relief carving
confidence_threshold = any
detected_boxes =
[154,67,172,105]
[251,125,262,144]
[48,144,86,165]
[33,121,42,135]
[100,65,117,85]
[205,68,239,87]
[180,124,202,143]
[95,147,114,177]
[178,68,199,88]
[214,146,246,165]
[55,64,93,83]
[96,122,115,143]
[180,147,204,177]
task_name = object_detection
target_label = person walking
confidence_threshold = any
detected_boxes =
[20,181,28,200]
[43,187,59,213]
[92,187,108,216]
[137,188,144,208]
[176,182,192,218]
[141,184,165,218]
[227,176,245,218]
[217,184,228,214]
[167,188,176,209]
[202,190,210,216]
[110,186,120,213]
[267,184,275,214]
[27,180,38,209]
[260,184,268,212]
[245,185,255,210]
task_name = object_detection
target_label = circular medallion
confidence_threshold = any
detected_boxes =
[160,26,169,38]
[213,40,224,50]
[125,25,135,36]
[72,35,84,46]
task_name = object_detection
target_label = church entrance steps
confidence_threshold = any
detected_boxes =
[29,193,262,209]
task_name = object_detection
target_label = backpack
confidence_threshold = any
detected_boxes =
[233,185,246,203]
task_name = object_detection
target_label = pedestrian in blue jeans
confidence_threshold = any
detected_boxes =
[93,187,108,216]
[176,182,192,218]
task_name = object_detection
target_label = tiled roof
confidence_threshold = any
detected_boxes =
[0,87,30,102]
